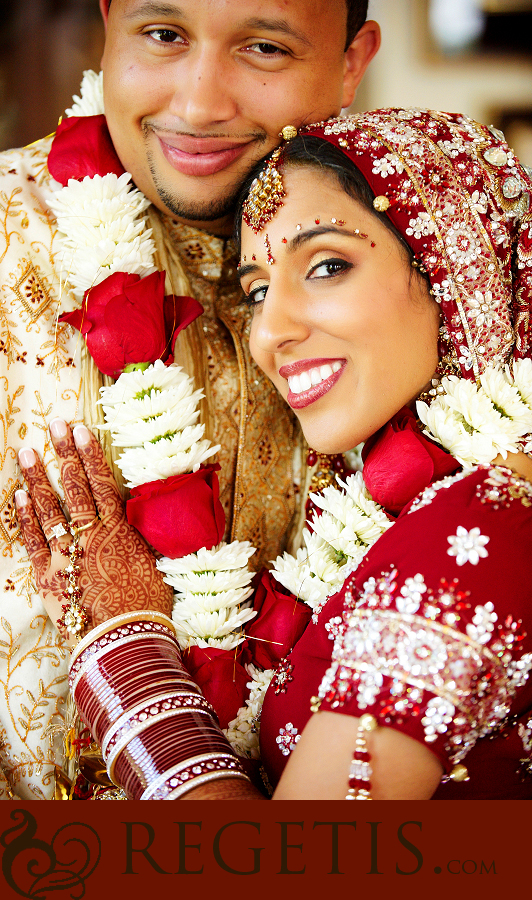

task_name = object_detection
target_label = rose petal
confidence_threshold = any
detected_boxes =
[48,115,125,185]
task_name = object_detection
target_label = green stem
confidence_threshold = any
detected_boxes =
[123,362,151,373]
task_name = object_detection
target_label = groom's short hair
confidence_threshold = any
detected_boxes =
[346,1,370,48]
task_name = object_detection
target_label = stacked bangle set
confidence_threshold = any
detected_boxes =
[69,611,249,800]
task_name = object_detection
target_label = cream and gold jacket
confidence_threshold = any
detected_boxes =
[0,137,306,799]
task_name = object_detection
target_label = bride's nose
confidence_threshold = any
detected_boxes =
[250,280,310,354]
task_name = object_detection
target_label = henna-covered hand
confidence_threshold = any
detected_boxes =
[16,419,173,644]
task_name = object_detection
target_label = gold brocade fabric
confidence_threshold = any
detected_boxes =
[163,218,304,567]
[0,138,306,800]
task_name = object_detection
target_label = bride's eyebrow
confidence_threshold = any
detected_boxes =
[287,225,358,251]
[238,263,260,280]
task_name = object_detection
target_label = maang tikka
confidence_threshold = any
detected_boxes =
[242,146,286,234]
[242,125,298,233]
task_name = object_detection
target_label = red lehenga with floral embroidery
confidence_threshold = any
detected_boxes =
[259,463,532,799]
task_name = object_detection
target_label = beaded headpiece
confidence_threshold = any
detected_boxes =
[242,147,286,234]
[300,110,532,382]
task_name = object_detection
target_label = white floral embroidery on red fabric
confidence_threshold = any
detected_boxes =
[276,723,301,756]
[447,526,489,565]
[466,601,498,644]
[397,574,427,613]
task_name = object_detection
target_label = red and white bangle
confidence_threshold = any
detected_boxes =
[69,611,250,800]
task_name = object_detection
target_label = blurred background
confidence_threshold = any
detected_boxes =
[0,0,531,164]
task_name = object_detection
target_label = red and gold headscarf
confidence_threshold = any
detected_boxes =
[301,109,532,383]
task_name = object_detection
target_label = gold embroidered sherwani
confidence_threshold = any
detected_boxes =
[0,137,305,799]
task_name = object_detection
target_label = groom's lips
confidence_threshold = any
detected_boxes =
[156,133,252,176]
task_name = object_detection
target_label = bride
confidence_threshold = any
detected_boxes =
[16,108,532,800]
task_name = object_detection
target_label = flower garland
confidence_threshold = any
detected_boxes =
[50,72,260,744]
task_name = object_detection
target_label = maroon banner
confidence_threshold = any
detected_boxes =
[0,800,528,895]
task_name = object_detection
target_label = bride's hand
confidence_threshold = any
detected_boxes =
[15,418,173,644]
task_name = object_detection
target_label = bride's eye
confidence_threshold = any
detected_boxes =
[243,283,268,307]
[307,258,352,279]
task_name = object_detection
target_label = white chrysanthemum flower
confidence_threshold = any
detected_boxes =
[318,473,390,530]
[57,238,157,300]
[101,388,201,428]
[224,665,274,758]
[417,364,532,466]
[157,540,256,650]
[118,436,218,487]
[102,402,200,442]
[172,600,256,649]
[99,360,192,406]
[511,358,532,409]
[49,172,150,232]
[418,399,498,466]
[65,69,104,117]
[49,173,156,299]
[101,363,219,486]
[172,586,255,615]
[302,530,351,584]
[271,472,390,608]
[112,421,205,450]
[480,367,532,431]
[308,473,391,554]
[158,541,255,576]
[271,533,345,608]
[162,569,254,594]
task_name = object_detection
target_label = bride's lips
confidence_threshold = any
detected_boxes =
[279,358,346,410]
[155,133,251,177]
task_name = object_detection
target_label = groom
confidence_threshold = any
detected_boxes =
[0,0,379,799]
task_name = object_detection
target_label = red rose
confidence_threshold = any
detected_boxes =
[60,271,203,378]
[242,569,311,670]
[362,407,460,514]
[127,464,226,558]
[183,645,249,729]
[162,294,204,363]
[48,115,125,184]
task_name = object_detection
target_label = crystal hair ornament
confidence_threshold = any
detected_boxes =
[242,147,286,233]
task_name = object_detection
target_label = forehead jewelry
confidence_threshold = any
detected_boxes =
[242,146,286,234]
[264,234,275,265]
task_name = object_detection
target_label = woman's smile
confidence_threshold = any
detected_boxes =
[279,358,345,406]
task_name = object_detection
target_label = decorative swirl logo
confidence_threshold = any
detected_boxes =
[1,809,101,898]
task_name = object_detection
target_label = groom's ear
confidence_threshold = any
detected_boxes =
[341,20,381,109]
[99,0,110,28]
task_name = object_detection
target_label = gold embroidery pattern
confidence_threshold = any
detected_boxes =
[12,262,54,323]
[0,138,82,799]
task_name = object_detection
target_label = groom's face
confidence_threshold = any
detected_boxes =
[99,0,379,233]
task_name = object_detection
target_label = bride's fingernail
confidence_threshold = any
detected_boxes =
[15,490,29,507]
[19,448,36,468]
[50,418,67,439]
[73,425,91,447]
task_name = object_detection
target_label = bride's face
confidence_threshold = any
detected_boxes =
[239,166,441,454]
